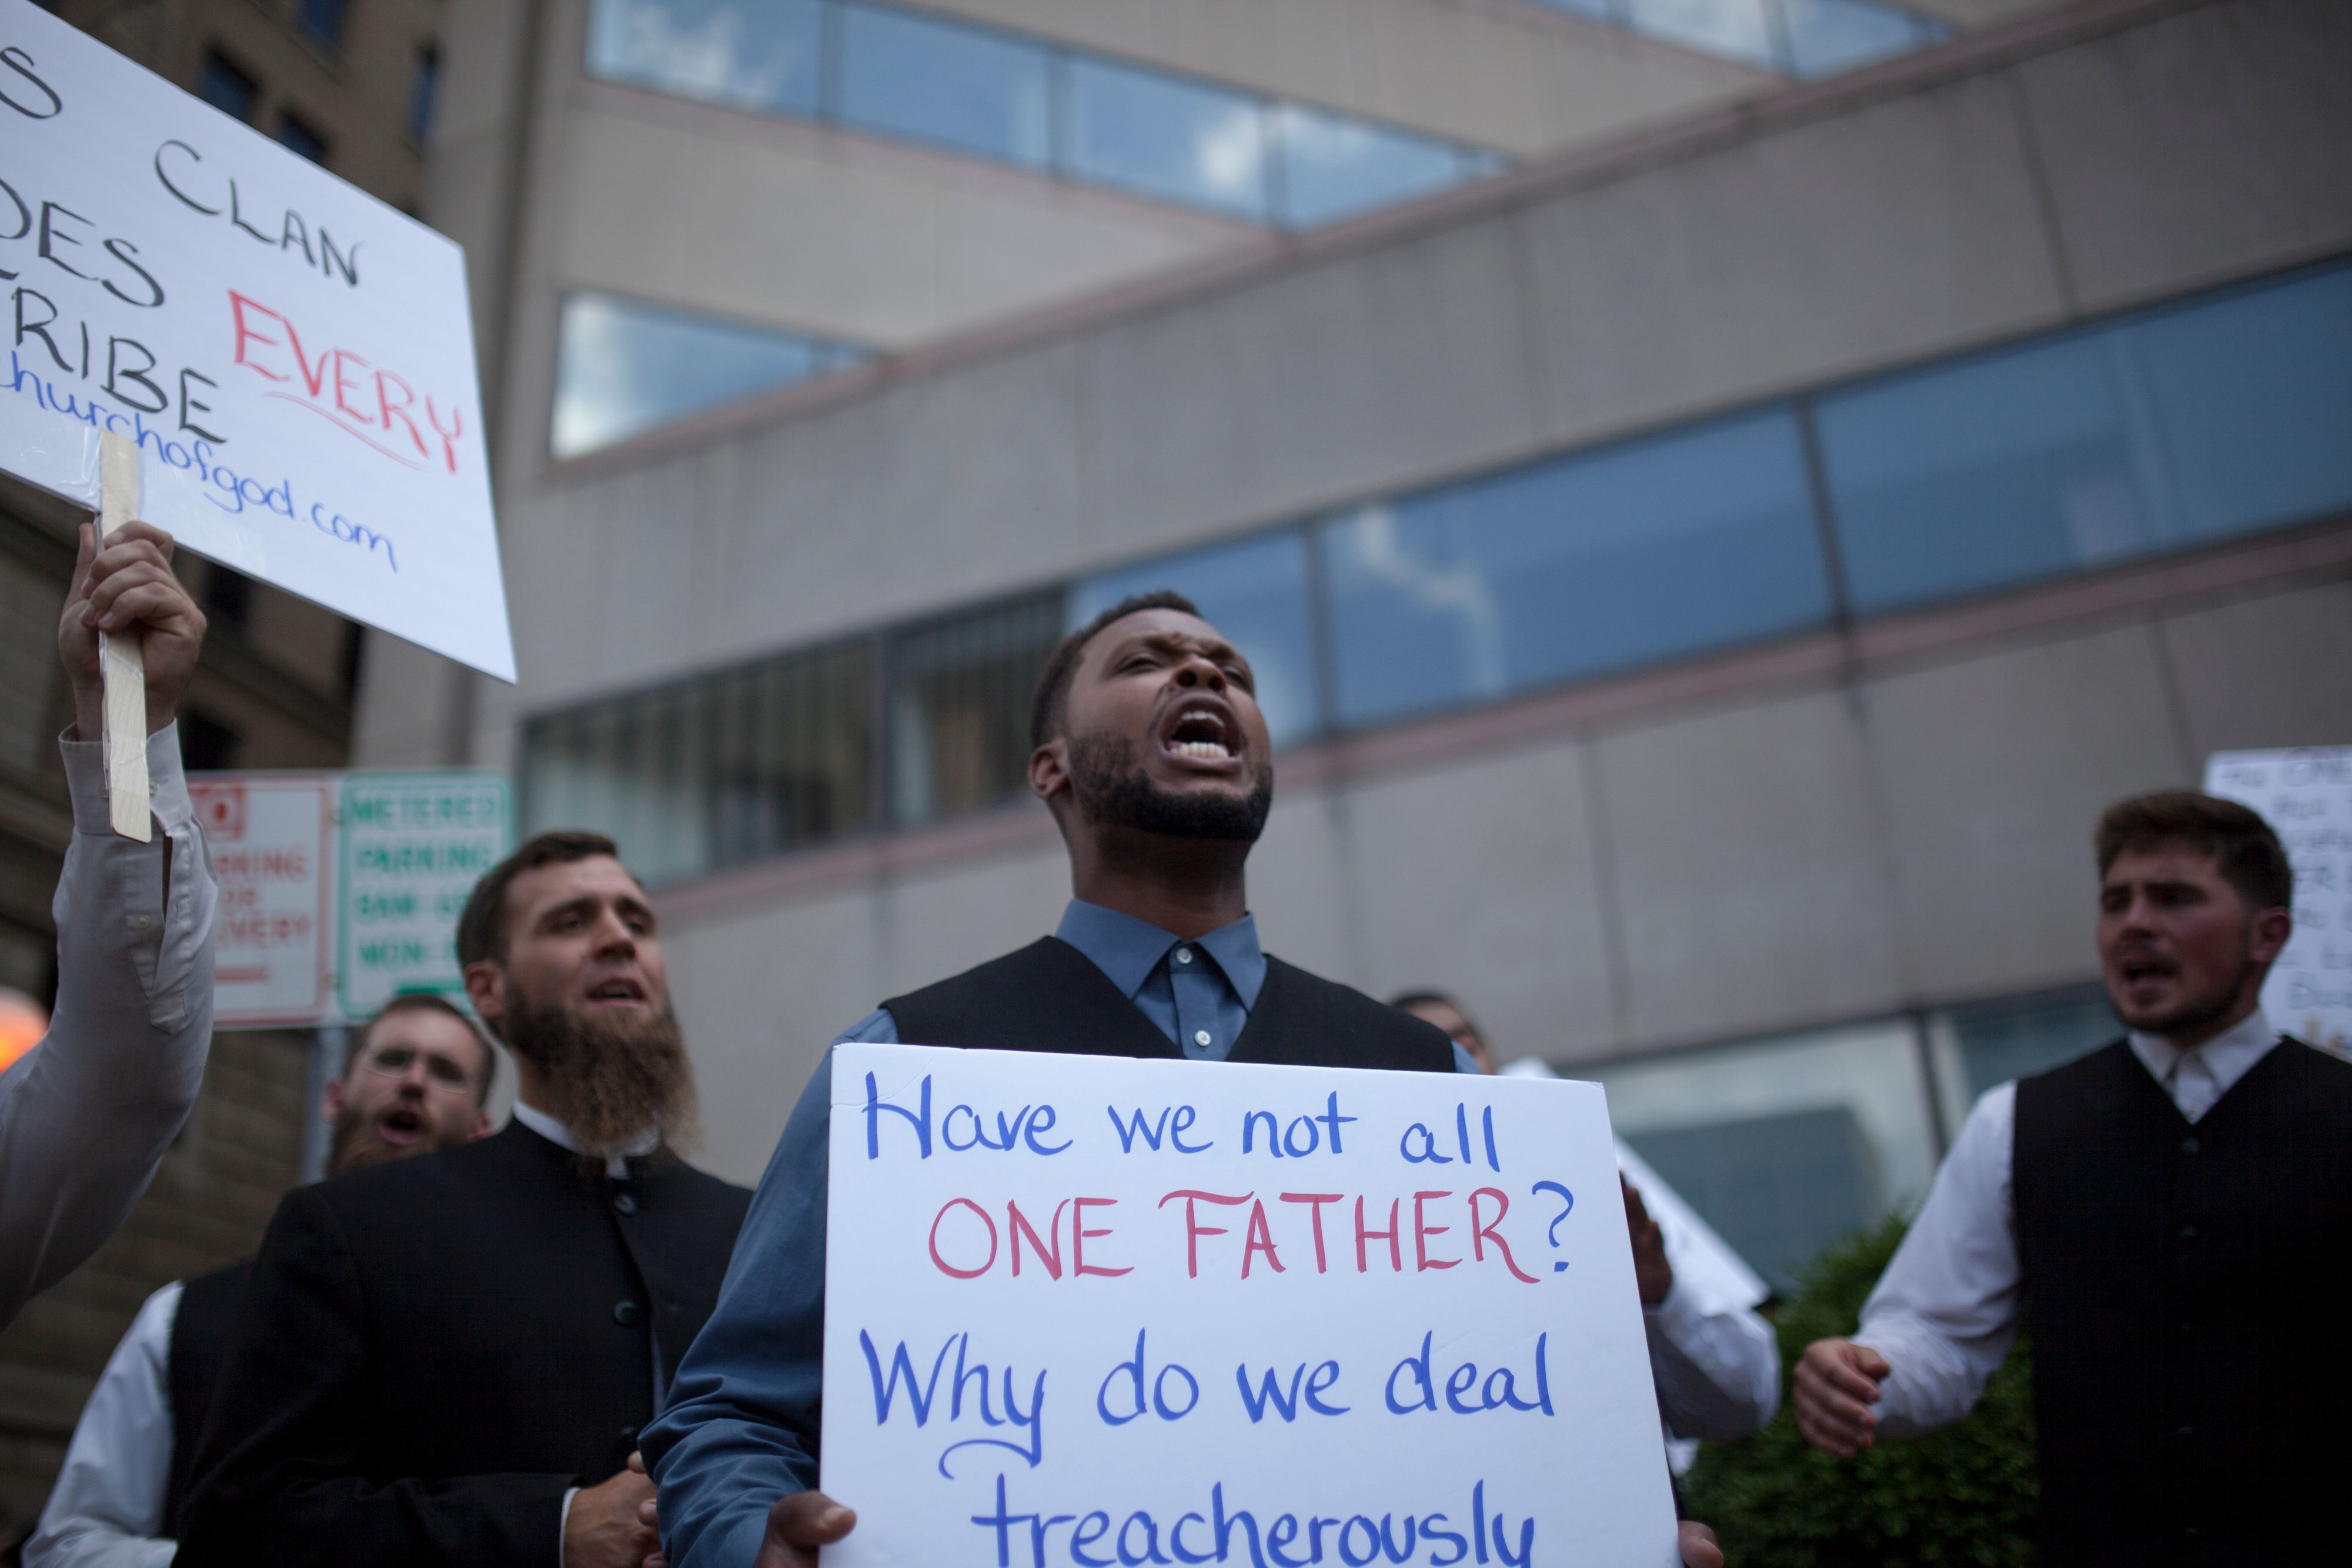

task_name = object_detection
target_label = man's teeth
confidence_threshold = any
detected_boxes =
[1172,740,1231,759]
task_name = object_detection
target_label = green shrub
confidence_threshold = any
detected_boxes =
[1679,1213,2038,1567]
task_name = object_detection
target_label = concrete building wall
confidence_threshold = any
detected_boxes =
[368,0,2352,1183]
[437,0,2349,724]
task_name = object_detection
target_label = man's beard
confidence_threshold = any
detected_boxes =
[503,991,700,1160]
[2113,953,2259,1042]
[328,1099,470,1176]
[1069,734,1272,842]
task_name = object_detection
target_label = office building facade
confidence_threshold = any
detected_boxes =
[359,0,2350,1297]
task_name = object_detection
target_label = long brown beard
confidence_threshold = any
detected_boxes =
[328,1099,469,1176]
[502,993,700,1159]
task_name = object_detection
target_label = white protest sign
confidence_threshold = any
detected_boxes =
[2206,747,2352,1055]
[189,771,334,1027]
[0,2,515,680]
[192,767,510,1027]
[823,1042,1679,1568]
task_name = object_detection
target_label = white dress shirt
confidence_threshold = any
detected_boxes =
[0,726,213,1332]
[23,1283,182,1568]
[1854,1007,2280,1436]
[1496,1058,1781,1446]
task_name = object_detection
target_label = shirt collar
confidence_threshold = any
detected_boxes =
[510,1099,660,1178]
[2127,1005,2278,1099]
[1054,900,1267,1010]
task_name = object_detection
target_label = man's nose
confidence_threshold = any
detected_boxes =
[1172,657,1225,691]
[590,908,638,953]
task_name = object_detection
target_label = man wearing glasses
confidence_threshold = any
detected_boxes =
[24,994,495,1568]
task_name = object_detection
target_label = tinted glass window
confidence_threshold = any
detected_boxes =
[1623,0,1778,71]
[1820,332,2150,613]
[1820,262,2352,614]
[199,52,257,123]
[1628,1107,1880,1295]
[1274,105,1473,229]
[524,642,874,884]
[1067,56,1269,222]
[276,115,329,166]
[2124,265,2352,544]
[1071,530,1321,747]
[552,293,867,457]
[1779,0,1945,78]
[837,3,1053,170]
[1950,987,2116,1101]
[586,0,823,118]
[410,46,442,142]
[888,593,1068,826]
[297,0,349,51]
[1321,410,1830,728]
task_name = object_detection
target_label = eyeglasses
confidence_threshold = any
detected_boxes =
[359,1045,476,1092]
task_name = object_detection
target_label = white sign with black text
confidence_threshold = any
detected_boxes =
[0,1,514,678]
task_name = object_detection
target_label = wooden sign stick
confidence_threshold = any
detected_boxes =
[96,432,153,843]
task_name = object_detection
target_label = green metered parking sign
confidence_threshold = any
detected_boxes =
[338,772,512,1019]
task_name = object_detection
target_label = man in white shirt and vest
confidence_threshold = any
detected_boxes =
[1794,790,2343,1564]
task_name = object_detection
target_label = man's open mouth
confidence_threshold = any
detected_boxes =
[379,1106,425,1143]
[587,977,649,1004]
[1160,700,1238,762]
[2119,955,2177,984]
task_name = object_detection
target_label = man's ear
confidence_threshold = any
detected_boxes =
[321,1076,344,1124]
[2249,905,2293,968]
[463,960,507,1030]
[1028,738,1070,805]
[469,1108,493,1141]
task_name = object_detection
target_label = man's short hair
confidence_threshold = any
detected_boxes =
[2094,790,2292,912]
[1389,988,1465,1017]
[1028,591,1202,750]
[346,992,499,1105]
[456,830,622,969]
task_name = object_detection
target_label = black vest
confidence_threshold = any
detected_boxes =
[886,936,1456,1074]
[163,1258,253,1536]
[2013,1037,2352,1565]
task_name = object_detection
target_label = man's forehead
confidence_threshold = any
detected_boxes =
[509,854,647,912]
[368,1011,483,1061]
[2104,840,2223,884]
[1083,610,1238,668]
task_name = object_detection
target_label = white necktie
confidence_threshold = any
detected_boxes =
[2171,1049,2222,1123]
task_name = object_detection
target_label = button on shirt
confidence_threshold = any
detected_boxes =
[1853,1008,2281,1436]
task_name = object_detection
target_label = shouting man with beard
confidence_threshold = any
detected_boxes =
[26,995,493,1568]
[1795,791,2347,1564]
[642,594,1728,1568]
[178,833,751,1568]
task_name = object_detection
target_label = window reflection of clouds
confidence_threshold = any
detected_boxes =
[1274,106,1471,229]
[1067,58,1269,222]
[587,0,820,115]
[552,294,867,457]
[582,0,1496,229]
[1331,504,1509,705]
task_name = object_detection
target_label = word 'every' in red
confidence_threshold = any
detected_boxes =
[227,290,464,474]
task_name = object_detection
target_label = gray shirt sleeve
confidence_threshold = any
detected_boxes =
[0,724,215,1330]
